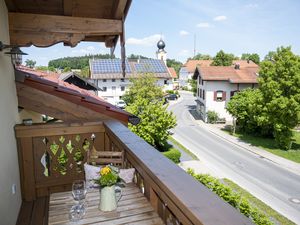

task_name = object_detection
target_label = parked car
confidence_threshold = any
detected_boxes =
[166,94,178,100]
[115,100,126,109]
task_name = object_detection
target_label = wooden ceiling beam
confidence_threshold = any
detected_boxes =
[111,0,128,19]
[9,12,122,47]
[9,13,122,35]
[63,0,73,16]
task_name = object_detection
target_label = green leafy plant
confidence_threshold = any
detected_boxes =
[211,50,235,66]
[162,148,181,163]
[187,169,273,225]
[124,73,176,149]
[227,46,300,149]
[207,110,219,124]
[94,165,119,187]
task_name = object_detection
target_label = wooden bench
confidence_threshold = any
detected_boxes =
[87,148,124,168]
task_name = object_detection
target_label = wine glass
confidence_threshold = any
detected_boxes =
[69,180,87,222]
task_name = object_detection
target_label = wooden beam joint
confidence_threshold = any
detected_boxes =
[9,12,122,47]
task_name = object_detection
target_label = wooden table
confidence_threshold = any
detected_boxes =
[48,183,164,225]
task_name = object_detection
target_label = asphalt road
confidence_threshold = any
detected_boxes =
[168,91,300,224]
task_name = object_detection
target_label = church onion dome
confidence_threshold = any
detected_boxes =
[157,39,166,50]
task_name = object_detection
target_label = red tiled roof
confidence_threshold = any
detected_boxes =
[168,67,177,78]
[183,60,213,73]
[15,66,139,124]
[197,66,259,84]
[184,59,258,74]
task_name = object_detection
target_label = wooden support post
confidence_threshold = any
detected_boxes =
[120,18,126,77]
[18,137,36,201]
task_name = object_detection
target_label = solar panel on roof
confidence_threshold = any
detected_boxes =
[91,59,131,74]
[135,59,167,73]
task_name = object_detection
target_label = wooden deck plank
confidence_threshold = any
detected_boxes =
[48,184,164,225]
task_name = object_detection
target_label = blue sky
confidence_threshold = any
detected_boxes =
[23,0,300,66]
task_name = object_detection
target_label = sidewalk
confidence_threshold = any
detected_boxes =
[195,120,300,176]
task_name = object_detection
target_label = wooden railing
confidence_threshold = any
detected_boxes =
[15,120,253,225]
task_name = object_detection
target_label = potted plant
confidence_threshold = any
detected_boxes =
[94,165,122,211]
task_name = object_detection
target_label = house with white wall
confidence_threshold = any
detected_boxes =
[179,60,212,88]
[168,67,179,89]
[89,58,172,103]
[192,60,259,122]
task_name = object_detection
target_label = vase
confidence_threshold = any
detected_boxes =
[99,185,122,211]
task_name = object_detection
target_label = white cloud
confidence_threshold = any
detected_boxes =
[71,46,100,56]
[179,30,190,36]
[178,49,190,57]
[196,22,211,28]
[126,34,163,46]
[245,3,258,8]
[213,15,227,21]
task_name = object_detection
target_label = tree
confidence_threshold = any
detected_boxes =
[80,66,90,78]
[63,67,71,72]
[123,74,176,149]
[189,53,212,60]
[166,59,182,76]
[263,51,276,62]
[122,74,163,105]
[48,54,115,69]
[211,50,235,66]
[127,54,148,60]
[258,46,300,149]
[241,53,260,64]
[227,46,300,149]
[189,79,197,96]
[25,59,36,68]
[226,89,269,135]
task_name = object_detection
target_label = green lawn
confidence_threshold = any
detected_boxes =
[223,178,296,225]
[224,128,300,163]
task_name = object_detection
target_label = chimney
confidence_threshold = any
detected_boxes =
[234,63,240,70]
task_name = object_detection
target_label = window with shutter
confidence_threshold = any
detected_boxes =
[222,91,226,101]
[203,90,205,100]
[215,90,225,101]
[230,90,238,98]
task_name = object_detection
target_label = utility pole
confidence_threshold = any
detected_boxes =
[194,34,196,57]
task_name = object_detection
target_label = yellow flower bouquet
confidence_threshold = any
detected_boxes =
[94,165,120,187]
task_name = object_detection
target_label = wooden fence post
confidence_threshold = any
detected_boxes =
[18,137,36,201]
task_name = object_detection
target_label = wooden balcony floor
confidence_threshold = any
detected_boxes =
[48,183,164,225]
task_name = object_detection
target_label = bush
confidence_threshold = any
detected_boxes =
[187,169,273,225]
[163,148,181,163]
[166,90,175,94]
[207,110,219,124]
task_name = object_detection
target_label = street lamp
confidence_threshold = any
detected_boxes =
[0,41,28,67]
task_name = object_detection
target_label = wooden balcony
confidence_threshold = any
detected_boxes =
[15,120,253,225]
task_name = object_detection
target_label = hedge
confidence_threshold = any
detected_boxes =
[187,169,273,225]
[163,148,181,163]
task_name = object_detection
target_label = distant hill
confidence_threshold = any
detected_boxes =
[48,54,115,69]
